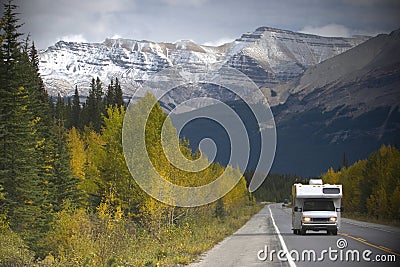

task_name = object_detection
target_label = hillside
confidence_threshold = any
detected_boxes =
[173,29,400,176]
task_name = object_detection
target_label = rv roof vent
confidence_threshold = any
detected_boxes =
[309,179,323,185]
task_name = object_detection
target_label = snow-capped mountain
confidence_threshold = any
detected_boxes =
[38,26,400,176]
[38,27,368,98]
[167,29,400,176]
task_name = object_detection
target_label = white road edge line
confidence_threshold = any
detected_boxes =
[268,205,296,267]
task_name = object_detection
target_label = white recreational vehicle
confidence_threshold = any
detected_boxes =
[292,179,342,235]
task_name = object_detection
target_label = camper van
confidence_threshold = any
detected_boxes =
[292,179,342,235]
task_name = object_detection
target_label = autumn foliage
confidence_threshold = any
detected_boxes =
[321,145,400,221]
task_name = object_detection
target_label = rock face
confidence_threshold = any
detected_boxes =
[38,26,400,176]
[267,29,400,176]
[273,29,400,119]
[38,27,368,97]
[170,29,400,176]
[228,27,368,87]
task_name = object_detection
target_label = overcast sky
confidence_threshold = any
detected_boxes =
[3,0,400,49]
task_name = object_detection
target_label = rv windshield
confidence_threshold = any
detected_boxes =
[303,200,335,211]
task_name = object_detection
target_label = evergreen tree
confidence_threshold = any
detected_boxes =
[48,118,80,212]
[0,2,80,256]
[55,93,65,122]
[86,78,97,127]
[342,151,348,169]
[104,78,124,108]
[104,79,115,107]
[114,77,124,107]
[29,41,48,108]
[13,30,54,241]
[0,0,23,127]
[1,85,46,250]
[80,102,88,129]
[0,1,22,67]
[65,96,72,128]
[0,3,46,240]
[0,15,7,45]
[71,86,81,129]
[86,77,104,132]
[95,77,104,126]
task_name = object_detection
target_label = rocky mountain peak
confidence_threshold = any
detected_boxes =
[38,26,369,98]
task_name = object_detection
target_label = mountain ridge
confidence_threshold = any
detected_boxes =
[38,26,369,99]
[272,27,400,120]
[169,28,400,176]
[37,26,400,176]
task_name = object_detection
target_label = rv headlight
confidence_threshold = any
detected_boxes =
[329,217,337,222]
[302,217,311,222]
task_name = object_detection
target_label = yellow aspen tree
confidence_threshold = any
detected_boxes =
[322,167,340,184]
[66,127,86,179]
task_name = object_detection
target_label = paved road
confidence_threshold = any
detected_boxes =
[268,203,399,266]
[189,204,399,266]
[189,205,287,267]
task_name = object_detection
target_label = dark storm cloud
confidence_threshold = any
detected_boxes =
[3,0,400,49]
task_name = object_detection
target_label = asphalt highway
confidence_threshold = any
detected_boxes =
[265,203,399,266]
[189,204,399,266]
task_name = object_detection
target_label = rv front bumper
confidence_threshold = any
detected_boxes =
[301,222,337,231]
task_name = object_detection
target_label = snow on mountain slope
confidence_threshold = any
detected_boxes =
[39,38,221,97]
[38,27,368,98]
[241,27,367,76]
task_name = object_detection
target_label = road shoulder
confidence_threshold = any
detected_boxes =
[188,205,286,267]
[341,218,400,234]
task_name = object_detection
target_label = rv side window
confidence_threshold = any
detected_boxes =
[303,200,335,211]
[323,188,340,194]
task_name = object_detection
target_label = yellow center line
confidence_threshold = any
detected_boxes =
[378,245,394,252]
[340,232,400,257]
